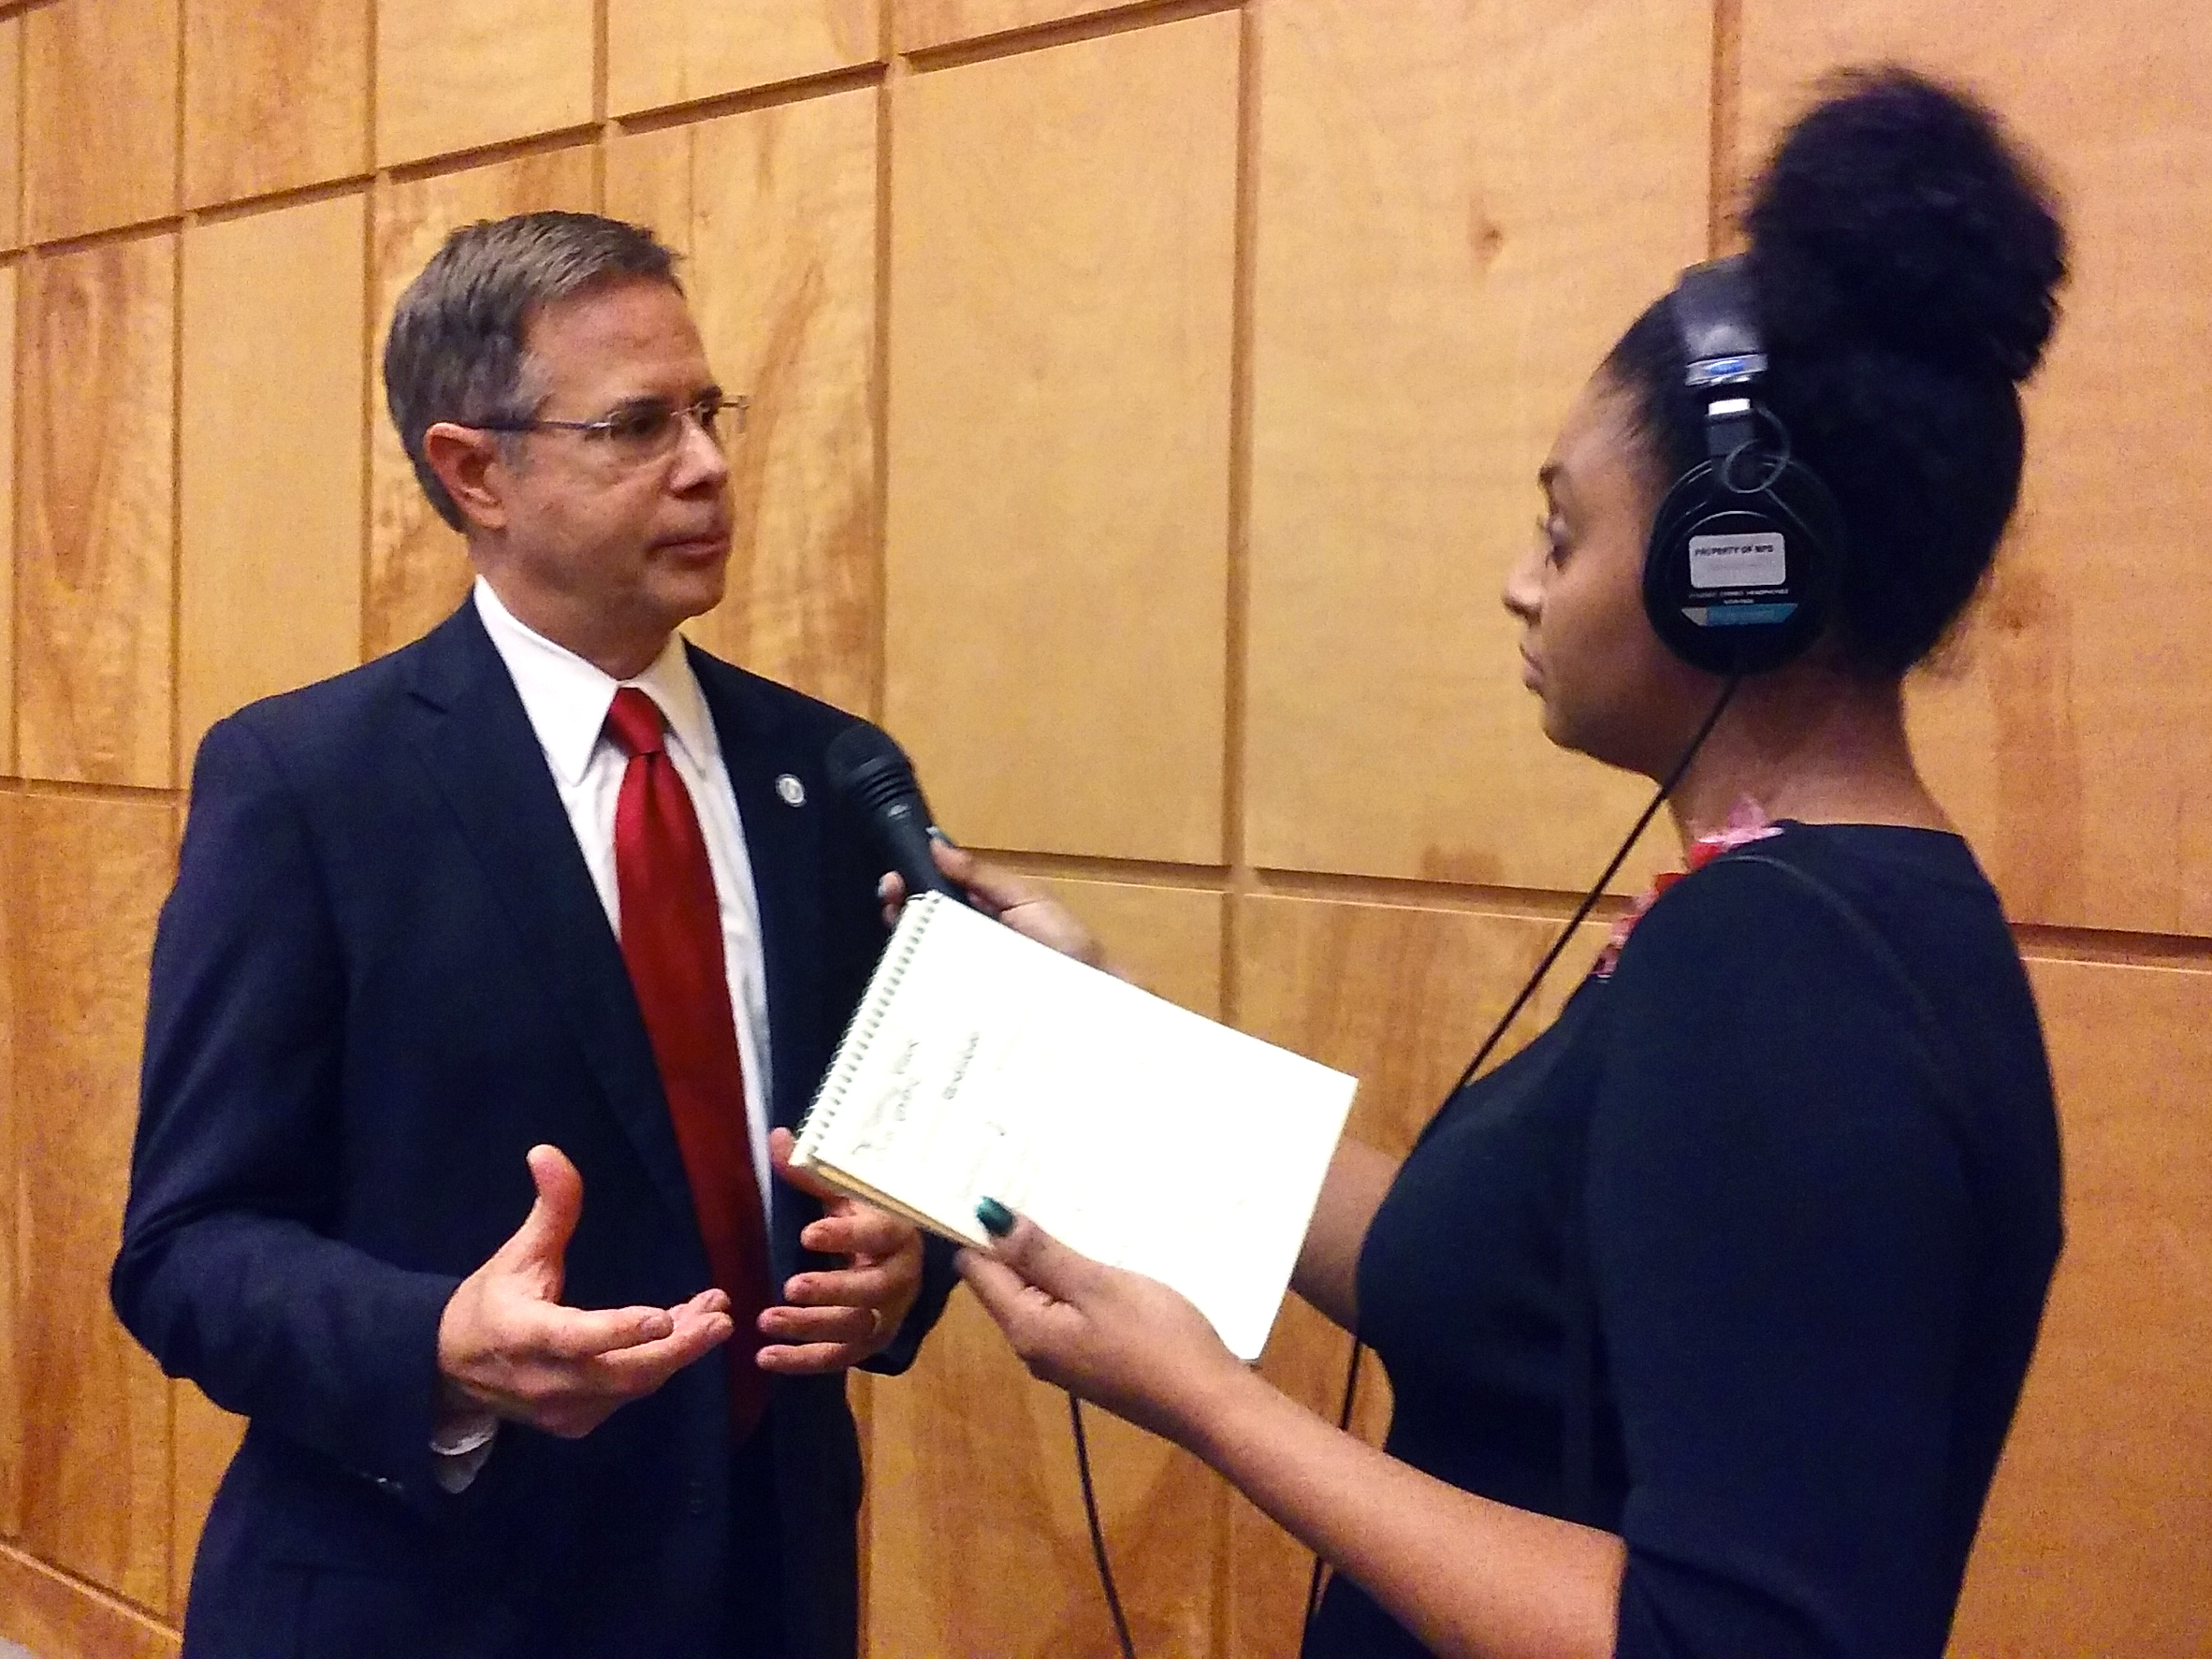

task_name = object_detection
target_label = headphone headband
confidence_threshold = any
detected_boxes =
[1671,256,1768,462]
[1671,255,1768,388]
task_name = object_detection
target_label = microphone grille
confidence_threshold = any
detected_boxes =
[825,723,921,814]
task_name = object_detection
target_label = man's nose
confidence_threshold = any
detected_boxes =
[670,407,731,491]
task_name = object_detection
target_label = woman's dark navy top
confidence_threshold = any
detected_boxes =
[1305,824,2062,1658]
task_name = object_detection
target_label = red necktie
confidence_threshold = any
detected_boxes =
[604,686,770,1437]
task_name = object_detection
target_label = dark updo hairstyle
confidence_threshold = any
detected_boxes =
[1608,66,2067,677]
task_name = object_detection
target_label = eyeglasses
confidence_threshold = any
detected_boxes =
[463,390,749,463]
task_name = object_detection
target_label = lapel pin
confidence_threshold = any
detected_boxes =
[776,774,807,808]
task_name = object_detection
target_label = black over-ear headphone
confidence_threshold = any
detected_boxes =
[1641,255,1847,676]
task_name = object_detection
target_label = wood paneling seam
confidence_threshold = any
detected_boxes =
[1218,0,1262,1035]
[182,176,377,232]
[592,0,609,127]
[7,246,24,780]
[1709,0,1744,250]
[359,172,382,672]
[18,215,188,263]
[383,126,603,189]
[612,63,891,139]
[870,47,901,725]
[901,0,1242,73]
[168,213,186,792]
[7,12,19,253]
[0,1538,181,1650]
[0,778,183,808]
[362,0,381,672]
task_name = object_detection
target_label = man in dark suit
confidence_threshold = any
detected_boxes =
[111,211,953,1659]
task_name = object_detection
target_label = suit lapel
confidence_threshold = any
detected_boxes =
[401,605,701,1241]
[688,646,825,1140]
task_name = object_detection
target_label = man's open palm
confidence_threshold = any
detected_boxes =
[436,1144,735,1439]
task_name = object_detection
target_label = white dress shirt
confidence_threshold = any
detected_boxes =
[434,578,776,1487]
[473,577,776,1197]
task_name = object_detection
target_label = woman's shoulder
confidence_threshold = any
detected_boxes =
[1605,820,2055,1174]
[1623,821,2009,980]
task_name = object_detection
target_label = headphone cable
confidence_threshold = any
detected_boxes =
[1072,1392,1140,1659]
[1300,673,1740,1637]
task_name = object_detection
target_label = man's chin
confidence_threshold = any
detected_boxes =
[652,560,731,624]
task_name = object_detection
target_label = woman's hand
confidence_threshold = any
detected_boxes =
[966,1204,1629,1659]
[956,1206,1250,1449]
[878,841,1108,969]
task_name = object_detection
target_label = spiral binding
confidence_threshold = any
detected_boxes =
[793,892,945,1157]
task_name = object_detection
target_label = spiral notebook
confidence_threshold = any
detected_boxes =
[791,892,1358,1361]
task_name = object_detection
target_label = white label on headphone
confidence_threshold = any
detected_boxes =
[1688,531,1786,590]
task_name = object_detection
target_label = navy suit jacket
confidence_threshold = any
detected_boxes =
[112,603,955,1659]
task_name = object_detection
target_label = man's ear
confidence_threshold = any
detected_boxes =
[422,421,513,532]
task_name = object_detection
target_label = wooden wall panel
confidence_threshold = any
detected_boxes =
[1947,954,2212,1657]
[1737,5,2212,938]
[0,266,14,778]
[866,880,1227,1657]
[4,793,175,1608]
[1226,895,1607,1658]
[0,1544,179,1659]
[180,194,366,765]
[610,89,880,712]
[883,14,1240,864]
[1244,0,1710,891]
[22,0,181,245]
[375,0,595,169]
[895,0,1154,55]
[1034,876,1224,1014]
[168,1385,242,1625]
[0,0,2197,1652]
[366,149,596,661]
[17,235,177,790]
[0,796,16,1531]
[609,0,880,118]
[183,0,371,209]
[869,1297,1230,1658]
[0,12,22,252]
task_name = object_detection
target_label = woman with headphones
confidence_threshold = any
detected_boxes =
[933,66,2068,1659]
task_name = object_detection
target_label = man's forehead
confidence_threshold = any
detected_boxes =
[520,277,711,387]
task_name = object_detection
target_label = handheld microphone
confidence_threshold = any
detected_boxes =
[823,724,965,905]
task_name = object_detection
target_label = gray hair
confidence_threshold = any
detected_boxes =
[383,211,681,530]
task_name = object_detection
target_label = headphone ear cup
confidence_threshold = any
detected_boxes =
[1641,457,1844,676]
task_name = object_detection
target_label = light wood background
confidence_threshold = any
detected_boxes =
[0,1,2205,1653]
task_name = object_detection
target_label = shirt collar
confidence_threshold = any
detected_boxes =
[473,577,720,787]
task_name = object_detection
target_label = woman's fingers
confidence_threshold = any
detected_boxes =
[956,1244,1040,1320]
[985,1212,1104,1302]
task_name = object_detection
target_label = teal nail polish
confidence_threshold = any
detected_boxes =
[975,1197,1014,1238]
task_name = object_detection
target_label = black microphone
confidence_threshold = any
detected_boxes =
[823,724,966,906]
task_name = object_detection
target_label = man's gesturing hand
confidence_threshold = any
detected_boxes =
[436,1144,735,1439]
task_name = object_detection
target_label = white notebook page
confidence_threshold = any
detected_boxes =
[795,894,1357,1360]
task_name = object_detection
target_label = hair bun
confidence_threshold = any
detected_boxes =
[1744,65,2066,385]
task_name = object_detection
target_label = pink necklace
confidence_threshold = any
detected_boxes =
[1592,799,1783,981]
